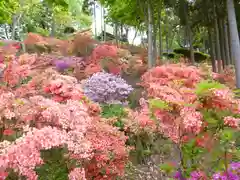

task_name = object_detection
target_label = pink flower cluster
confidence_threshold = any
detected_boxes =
[43,74,85,102]
[0,127,70,180]
[141,64,204,88]
[68,168,86,180]
[137,65,205,142]
[0,70,129,180]
[3,60,31,87]
[136,64,240,143]
[224,116,240,128]
[0,93,129,179]
[91,45,118,63]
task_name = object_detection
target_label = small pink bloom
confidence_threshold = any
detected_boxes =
[0,171,8,179]
[3,129,14,136]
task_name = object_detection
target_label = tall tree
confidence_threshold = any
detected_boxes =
[227,0,240,88]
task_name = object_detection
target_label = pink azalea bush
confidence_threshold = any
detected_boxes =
[123,64,240,179]
[0,51,130,180]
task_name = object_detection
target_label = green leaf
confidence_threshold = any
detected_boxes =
[149,99,169,110]
[159,163,175,174]
[195,80,226,96]
[220,129,235,142]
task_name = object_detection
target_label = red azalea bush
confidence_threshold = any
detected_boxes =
[0,51,130,180]
[128,64,240,179]
[141,63,205,89]
[0,95,129,179]
[138,64,240,143]
[212,65,236,89]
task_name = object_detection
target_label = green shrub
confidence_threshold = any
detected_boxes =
[194,51,210,62]
[173,48,210,63]
[35,148,69,180]
[173,48,190,57]
[101,104,127,129]
[162,52,176,59]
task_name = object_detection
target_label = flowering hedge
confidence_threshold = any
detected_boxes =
[131,64,240,179]
[0,51,130,180]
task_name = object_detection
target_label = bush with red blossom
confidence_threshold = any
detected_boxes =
[0,93,129,179]
[134,64,240,179]
[0,52,130,180]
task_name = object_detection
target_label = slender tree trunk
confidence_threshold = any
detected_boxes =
[125,27,129,43]
[103,9,106,41]
[165,15,169,53]
[219,18,226,69]
[115,23,118,46]
[147,1,154,68]
[11,15,17,40]
[184,26,188,47]
[120,24,124,38]
[208,28,217,72]
[227,21,233,64]
[213,0,222,72]
[100,7,104,41]
[126,27,129,37]
[4,25,9,39]
[224,21,231,66]
[166,34,169,53]
[93,2,97,37]
[152,5,157,63]
[153,31,157,63]
[183,1,194,64]
[132,30,138,45]
[227,0,240,88]
[50,14,55,37]
[157,7,162,58]
[189,27,195,64]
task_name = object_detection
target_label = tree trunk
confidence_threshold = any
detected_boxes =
[115,23,118,46]
[100,7,104,41]
[50,14,55,37]
[126,27,129,36]
[227,0,240,88]
[224,20,231,66]
[213,0,222,72]
[103,9,106,41]
[165,15,169,53]
[157,7,162,58]
[208,28,217,72]
[227,21,233,65]
[183,1,194,64]
[132,30,138,45]
[184,26,188,47]
[11,15,17,40]
[147,1,154,68]
[120,24,124,38]
[219,18,226,69]
[152,5,157,63]
[93,2,97,37]
[4,24,9,39]
[189,27,195,64]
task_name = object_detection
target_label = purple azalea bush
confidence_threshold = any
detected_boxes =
[212,162,240,180]
[83,72,133,103]
[53,56,86,71]
[174,162,240,180]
